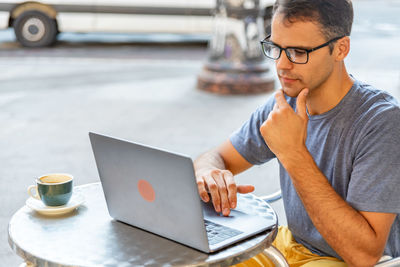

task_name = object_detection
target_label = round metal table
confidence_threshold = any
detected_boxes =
[8,183,278,267]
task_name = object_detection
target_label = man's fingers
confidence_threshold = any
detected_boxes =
[237,185,255,194]
[203,173,221,213]
[296,88,309,120]
[198,169,251,217]
[274,89,289,108]
[211,170,231,216]
[222,170,237,209]
[196,178,209,202]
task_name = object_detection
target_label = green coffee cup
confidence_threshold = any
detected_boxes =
[27,173,73,206]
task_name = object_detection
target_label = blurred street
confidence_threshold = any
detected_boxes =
[1,0,400,265]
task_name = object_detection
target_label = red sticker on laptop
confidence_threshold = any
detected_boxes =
[137,179,155,202]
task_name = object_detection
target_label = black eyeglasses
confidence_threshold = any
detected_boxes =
[260,35,345,64]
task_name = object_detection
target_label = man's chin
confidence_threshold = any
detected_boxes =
[281,86,301,98]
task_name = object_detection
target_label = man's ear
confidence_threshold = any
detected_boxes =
[334,36,350,61]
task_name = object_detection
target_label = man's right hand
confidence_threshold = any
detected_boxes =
[195,169,255,216]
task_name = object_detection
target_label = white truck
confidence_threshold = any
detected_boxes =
[0,0,274,47]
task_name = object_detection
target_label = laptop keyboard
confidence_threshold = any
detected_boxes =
[204,220,243,245]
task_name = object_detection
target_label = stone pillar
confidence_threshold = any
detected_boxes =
[197,0,275,95]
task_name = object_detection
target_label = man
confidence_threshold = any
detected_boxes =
[194,0,400,266]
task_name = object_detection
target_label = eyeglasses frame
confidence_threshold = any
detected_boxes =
[260,35,346,64]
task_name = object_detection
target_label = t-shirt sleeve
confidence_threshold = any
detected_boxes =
[229,95,277,165]
[347,107,400,214]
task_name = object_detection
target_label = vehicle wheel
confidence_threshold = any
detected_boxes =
[13,10,57,47]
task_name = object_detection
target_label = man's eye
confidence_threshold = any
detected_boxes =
[294,49,307,55]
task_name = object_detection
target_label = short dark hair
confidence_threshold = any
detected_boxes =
[272,0,354,41]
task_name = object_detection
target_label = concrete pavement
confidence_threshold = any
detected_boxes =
[1,0,400,265]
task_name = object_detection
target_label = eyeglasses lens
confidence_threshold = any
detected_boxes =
[262,43,309,64]
[286,48,308,64]
[262,43,280,59]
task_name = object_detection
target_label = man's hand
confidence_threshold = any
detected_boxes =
[196,169,254,216]
[260,88,309,162]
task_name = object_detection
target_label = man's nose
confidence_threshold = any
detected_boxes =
[276,51,294,70]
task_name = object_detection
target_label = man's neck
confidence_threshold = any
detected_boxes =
[306,64,354,116]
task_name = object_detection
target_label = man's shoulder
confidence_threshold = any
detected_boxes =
[353,80,400,120]
[354,80,398,105]
[347,81,400,141]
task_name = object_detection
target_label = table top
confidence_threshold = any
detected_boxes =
[8,183,277,267]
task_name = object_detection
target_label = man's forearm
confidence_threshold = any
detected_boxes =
[281,150,384,267]
[194,149,226,176]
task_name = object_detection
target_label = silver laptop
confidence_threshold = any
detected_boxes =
[89,132,275,253]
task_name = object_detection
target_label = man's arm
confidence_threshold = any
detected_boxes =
[284,150,396,267]
[261,89,396,267]
[194,139,254,216]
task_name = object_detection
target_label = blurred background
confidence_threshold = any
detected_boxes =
[1,0,399,265]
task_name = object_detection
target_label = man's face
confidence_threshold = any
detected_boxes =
[270,13,336,97]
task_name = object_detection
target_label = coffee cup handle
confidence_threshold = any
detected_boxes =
[27,185,40,200]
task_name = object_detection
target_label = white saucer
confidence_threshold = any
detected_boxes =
[26,192,85,216]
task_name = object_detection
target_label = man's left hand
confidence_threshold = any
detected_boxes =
[260,88,309,161]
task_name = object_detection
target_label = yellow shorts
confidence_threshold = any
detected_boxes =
[232,226,347,267]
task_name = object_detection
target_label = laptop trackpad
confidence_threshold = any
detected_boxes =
[203,201,246,219]
[202,201,274,232]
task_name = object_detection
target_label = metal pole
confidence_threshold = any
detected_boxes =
[197,0,275,94]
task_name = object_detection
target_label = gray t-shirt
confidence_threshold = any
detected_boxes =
[230,79,400,259]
